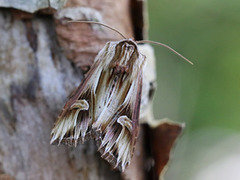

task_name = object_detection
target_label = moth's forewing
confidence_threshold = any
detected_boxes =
[50,44,111,145]
[91,40,145,171]
[50,39,145,172]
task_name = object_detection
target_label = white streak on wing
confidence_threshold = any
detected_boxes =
[50,100,89,144]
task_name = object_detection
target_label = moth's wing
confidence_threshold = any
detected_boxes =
[50,60,102,146]
[50,41,115,146]
[95,70,143,172]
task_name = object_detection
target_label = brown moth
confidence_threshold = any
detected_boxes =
[50,38,145,171]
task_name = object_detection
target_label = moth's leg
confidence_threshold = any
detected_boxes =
[50,100,89,145]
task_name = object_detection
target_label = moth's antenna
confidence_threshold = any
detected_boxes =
[137,40,193,65]
[68,21,127,39]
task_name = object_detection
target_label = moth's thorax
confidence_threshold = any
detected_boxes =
[109,40,138,71]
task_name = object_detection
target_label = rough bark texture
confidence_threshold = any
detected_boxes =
[54,0,134,72]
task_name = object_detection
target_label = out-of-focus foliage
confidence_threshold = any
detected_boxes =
[148,0,240,179]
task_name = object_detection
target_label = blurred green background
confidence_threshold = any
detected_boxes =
[148,0,240,179]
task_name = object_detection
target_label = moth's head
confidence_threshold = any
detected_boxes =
[109,39,144,76]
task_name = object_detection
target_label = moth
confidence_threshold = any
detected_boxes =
[51,38,145,171]
[50,21,192,172]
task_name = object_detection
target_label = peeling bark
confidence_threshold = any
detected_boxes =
[55,0,134,72]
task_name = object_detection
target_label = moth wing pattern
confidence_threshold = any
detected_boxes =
[50,53,104,146]
[90,40,145,171]
[94,68,143,172]
[50,39,145,172]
